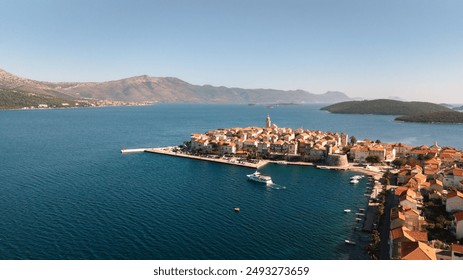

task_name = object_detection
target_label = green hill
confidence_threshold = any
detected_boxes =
[0,88,77,109]
[395,111,463,124]
[321,99,453,115]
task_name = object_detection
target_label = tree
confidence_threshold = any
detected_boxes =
[366,155,381,164]
[392,158,406,167]
[406,156,418,167]
[350,136,357,145]
[375,139,381,144]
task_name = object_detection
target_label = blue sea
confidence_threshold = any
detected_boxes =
[0,104,461,260]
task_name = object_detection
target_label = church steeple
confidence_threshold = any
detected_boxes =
[266,114,271,128]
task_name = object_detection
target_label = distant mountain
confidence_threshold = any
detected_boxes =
[0,69,352,105]
[395,111,463,124]
[321,99,453,115]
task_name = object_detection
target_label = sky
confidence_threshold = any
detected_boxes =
[1,0,462,103]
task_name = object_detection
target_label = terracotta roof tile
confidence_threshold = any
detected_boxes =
[401,242,436,260]
[452,243,463,253]
[454,211,463,222]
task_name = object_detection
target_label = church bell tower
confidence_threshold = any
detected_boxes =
[266,114,271,128]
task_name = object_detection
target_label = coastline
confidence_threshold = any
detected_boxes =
[130,147,385,181]
[144,147,268,169]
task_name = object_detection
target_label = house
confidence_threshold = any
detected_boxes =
[451,211,463,240]
[270,140,284,154]
[443,168,463,188]
[410,148,429,160]
[350,146,369,163]
[412,173,427,187]
[430,179,444,194]
[397,169,411,186]
[452,243,463,260]
[400,241,436,260]
[257,141,270,155]
[400,196,418,211]
[403,208,426,231]
[218,142,236,155]
[394,186,409,204]
[446,191,463,213]
[390,207,405,229]
[385,147,396,162]
[369,146,386,161]
[242,138,258,151]
[394,143,411,158]
[390,227,428,259]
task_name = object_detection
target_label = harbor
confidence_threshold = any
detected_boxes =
[123,146,385,179]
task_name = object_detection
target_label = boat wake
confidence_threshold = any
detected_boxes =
[267,183,286,190]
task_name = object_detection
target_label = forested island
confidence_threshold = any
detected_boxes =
[395,111,463,124]
[321,99,453,115]
[322,99,463,124]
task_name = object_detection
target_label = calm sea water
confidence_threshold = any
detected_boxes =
[0,104,461,260]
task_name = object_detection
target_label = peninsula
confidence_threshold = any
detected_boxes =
[0,68,351,110]
[136,115,463,260]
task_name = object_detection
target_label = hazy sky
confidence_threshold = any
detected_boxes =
[1,0,462,102]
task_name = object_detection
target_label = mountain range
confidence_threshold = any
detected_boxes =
[0,69,351,105]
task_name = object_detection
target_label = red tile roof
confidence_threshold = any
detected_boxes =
[401,242,436,260]
[454,211,463,222]
[452,243,463,253]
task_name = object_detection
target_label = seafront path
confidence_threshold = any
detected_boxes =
[124,147,385,180]
[143,147,268,169]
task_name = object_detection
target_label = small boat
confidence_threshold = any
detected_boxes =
[246,171,273,185]
[344,209,351,213]
[234,207,240,213]
[345,240,356,245]
[350,179,359,184]
[350,175,363,180]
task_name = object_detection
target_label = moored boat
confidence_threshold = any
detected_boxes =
[344,209,351,213]
[350,179,359,184]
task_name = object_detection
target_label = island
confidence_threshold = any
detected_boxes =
[321,99,453,115]
[395,111,463,124]
[321,99,463,124]
[129,115,463,260]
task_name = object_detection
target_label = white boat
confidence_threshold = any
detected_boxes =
[350,179,359,184]
[344,209,351,213]
[345,240,356,245]
[247,171,273,185]
[350,175,362,180]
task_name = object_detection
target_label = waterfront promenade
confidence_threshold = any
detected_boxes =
[144,147,268,169]
[124,147,385,180]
